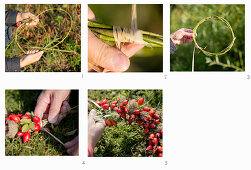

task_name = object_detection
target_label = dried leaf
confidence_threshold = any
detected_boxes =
[6,120,18,138]
[65,129,77,136]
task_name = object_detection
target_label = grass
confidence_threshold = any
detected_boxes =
[5,4,81,72]
[88,89,162,157]
[5,90,79,156]
[170,4,245,71]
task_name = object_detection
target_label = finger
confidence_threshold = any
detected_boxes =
[88,109,97,123]
[34,93,51,119]
[48,97,63,124]
[42,113,49,119]
[181,28,193,33]
[120,43,144,58]
[183,32,194,39]
[64,136,79,148]
[88,7,96,21]
[66,144,79,155]
[88,30,130,72]
[96,118,106,129]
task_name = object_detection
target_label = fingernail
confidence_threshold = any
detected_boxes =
[48,114,58,124]
[112,54,129,71]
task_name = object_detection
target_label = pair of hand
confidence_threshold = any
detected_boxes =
[16,12,43,68]
[170,28,197,45]
[34,90,106,156]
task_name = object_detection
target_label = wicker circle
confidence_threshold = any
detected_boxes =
[192,16,236,56]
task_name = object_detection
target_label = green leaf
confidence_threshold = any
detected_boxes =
[65,129,77,136]
[103,114,111,118]
[29,123,35,130]
[22,124,30,132]
[20,118,31,124]
[94,115,103,122]
[123,93,127,96]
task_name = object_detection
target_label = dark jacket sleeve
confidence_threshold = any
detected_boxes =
[5,57,21,72]
[170,39,177,54]
[5,11,19,26]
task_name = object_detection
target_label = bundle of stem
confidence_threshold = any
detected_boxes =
[88,20,163,48]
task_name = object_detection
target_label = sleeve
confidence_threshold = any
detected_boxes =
[88,144,94,157]
[5,57,21,72]
[5,11,19,26]
[170,39,177,54]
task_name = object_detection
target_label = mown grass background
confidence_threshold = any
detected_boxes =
[88,90,162,157]
[89,4,163,72]
[5,90,79,156]
[5,4,81,72]
[170,4,245,71]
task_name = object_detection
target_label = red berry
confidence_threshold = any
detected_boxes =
[146,145,153,151]
[96,101,102,106]
[122,100,128,106]
[124,108,129,113]
[34,124,41,132]
[142,106,150,112]
[9,114,20,123]
[153,114,159,119]
[157,146,163,152]
[158,152,163,157]
[102,104,109,110]
[17,131,24,137]
[146,116,152,121]
[111,121,117,126]
[111,103,116,109]
[121,113,126,119]
[111,101,118,105]
[148,133,155,139]
[119,104,125,109]
[101,99,107,105]
[149,109,155,116]
[23,132,30,143]
[138,98,144,105]
[128,118,133,123]
[154,119,160,124]
[149,140,153,146]
[105,119,112,126]
[150,123,156,129]
[33,116,40,123]
[131,99,137,102]
[144,122,150,128]
[22,115,31,119]
[5,118,11,121]
[153,138,158,146]
[134,109,140,115]
[144,128,150,134]
[155,132,161,138]
[117,108,122,114]
[17,114,23,117]
[160,130,163,135]
[138,120,143,126]
[130,114,135,120]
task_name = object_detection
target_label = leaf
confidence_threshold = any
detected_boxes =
[22,124,30,132]
[94,115,103,122]
[65,129,77,136]
[29,123,35,130]
[103,114,112,118]
[123,92,127,96]
[6,120,18,138]
[20,118,31,124]
[112,96,117,100]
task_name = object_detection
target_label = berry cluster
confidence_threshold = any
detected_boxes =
[95,96,163,157]
[5,113,41,143]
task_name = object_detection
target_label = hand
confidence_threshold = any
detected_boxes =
[170,28,197,45]
[34,90,71,124]
[64,136,79,156]
[20,50,44,68]
[88,7,144,72]
[16,12,39,26]
[88,109,106,149]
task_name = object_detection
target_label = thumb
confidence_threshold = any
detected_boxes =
[88,29,130,72]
